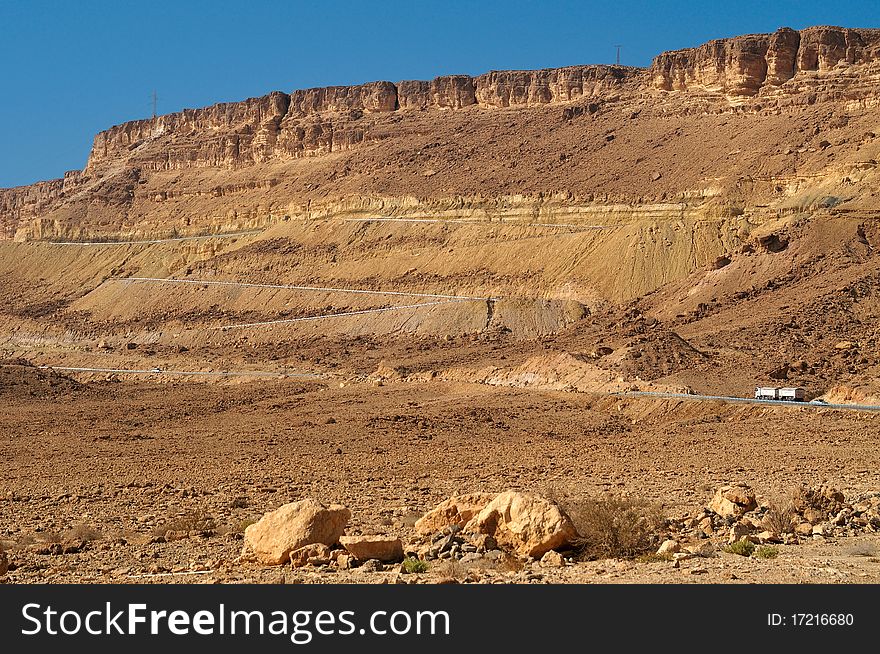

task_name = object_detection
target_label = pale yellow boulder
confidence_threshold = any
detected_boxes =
[414,493,497,535]
[243,499,350,565]
[464,491,576,558]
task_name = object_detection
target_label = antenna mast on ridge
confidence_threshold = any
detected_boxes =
[151,90,158,119]
[614,45,622,66]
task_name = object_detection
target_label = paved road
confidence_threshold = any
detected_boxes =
[115,276,495,301]
[616,390,880,413]
[36,365,322,379]
[343,217,614,230]
[42,230,262,246]
[212,299,472,330]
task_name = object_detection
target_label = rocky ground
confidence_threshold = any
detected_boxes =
[2,375,879,584]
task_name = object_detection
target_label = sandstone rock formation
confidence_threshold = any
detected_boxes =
[4,24,880,242]
[414,493,498,535]
[242,499,350,565]
[339,535,404,562]
[708,484,758,518]
[651,26,880,97]
[463,491,576,558]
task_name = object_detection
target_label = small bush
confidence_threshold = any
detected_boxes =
[561,496,666,560]
[434,559,464,580]
[151,510,216,537]
[763,501,797,535]
[67,524,103,542]
[723,539,756,557]
[754,545,778,559]
[401,557,428,574]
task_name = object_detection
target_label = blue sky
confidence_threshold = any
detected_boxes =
[1,0,878,187]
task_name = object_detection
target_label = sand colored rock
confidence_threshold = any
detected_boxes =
[339,535,404,562]
[415,493,498,535]
[243,500,350,565]
[464,491,576,558]
[708,485,758,518]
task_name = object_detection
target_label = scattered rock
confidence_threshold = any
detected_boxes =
[728,521,755,544]
[0,549,7,575]
[756,530,781,544]
[657,539,681,555]
[708,484,757,518]
[685,541,716,557]
[358,559,384,573]
[339,535,404,563]
[242,499,350,565]
[650,171,662,181]
[289,543,332,568]
[540,550,565,567]
[464,491,576,558]
[795,522,814,536]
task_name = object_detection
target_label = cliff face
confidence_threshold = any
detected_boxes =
[84,65,635,173]
[5,25,880,241]
[651,26,880,96]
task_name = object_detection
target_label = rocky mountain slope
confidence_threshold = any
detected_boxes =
[2,24,880,403]
[3,25,880,242]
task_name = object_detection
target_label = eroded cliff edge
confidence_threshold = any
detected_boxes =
[3,25,880,241]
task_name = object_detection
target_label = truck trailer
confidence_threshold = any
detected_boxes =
[754,387,806,402]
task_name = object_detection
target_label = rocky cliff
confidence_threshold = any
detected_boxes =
[651,26,880,96]
[5,25,880,241]
[84,65,634,173]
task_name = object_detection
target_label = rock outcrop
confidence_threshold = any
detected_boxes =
[4,24,880,242]
[82,64,635,175]
[651,26,880,97]
[242,499,350,565]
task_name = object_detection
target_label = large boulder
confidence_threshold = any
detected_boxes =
[708,485,757,518]
[243,499,350,565]
[415,493,497,535]
[463,491,576,558]
[339,535,404,563]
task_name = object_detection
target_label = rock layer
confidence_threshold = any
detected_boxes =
[651,26,880,96]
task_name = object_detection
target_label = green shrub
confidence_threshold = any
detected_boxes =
[754,545,778,559]
[401,557,428,574]
[723,539,756,557]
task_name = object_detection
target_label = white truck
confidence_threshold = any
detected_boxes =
[754,387,806,402]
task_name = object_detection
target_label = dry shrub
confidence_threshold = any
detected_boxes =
[67,524,103,541]
[433,559,465,581]
[763,500,797,535]
[151,510,216,537]
[562,496,665,560]
[39,531,63,544]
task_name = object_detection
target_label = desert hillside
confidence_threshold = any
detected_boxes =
[2,25,880,585]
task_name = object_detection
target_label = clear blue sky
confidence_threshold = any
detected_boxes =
[1,0,878,187]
